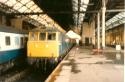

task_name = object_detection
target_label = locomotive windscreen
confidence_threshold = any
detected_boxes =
[39,33,46,40]
[48,33,56,40]
[29,32,38,41]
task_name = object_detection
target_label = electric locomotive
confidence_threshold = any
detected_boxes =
[27,27,73,65]
[0,25,28,73]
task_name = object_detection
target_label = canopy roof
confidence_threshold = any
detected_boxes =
[106,12,125,30]
[0,0,65,32]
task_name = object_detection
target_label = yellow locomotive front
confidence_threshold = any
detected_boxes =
[27,30,60,59]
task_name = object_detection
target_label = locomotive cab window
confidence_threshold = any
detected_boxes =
[39,33,46,40]
[29,32,38,41]
[5,36,11,46]
[48,33,56,40]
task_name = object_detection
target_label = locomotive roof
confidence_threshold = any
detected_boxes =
[30,27,63,33]
[0,25,28,34]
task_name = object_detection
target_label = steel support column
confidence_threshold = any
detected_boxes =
[101,0,106,49]
[97,12,100,49]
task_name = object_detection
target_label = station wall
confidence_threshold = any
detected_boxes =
[11,18,23,30]
[81,20,95,46]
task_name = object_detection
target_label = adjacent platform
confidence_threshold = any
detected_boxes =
[46,46,124,82]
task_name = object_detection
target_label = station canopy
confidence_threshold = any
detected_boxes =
[0,0,65,32]
[0,0,92,32]
[72,0,89,26]
[106,12,125,30]
[0,0,124,32]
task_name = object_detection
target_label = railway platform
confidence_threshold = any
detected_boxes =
[45,46,124,82]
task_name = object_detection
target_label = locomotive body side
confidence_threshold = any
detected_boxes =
[59,33,70,56]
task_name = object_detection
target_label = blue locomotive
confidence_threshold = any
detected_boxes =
[0,25,28,73]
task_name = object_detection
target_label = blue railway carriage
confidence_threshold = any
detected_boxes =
[27,28,72,65]
[0,25,28,73]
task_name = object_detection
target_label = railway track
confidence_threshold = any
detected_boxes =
[0,61,67,82]
[0,66,31,82]
[17,68,50,82]
[0,60,61,82]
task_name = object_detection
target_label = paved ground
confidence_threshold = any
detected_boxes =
[54,46,124,82]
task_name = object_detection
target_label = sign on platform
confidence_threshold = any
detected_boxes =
[116,45,121,51]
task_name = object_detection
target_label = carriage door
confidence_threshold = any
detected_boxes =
[85,37,89,46]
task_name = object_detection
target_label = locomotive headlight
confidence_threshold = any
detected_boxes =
[35,44,38,48]
[46,45,48,48]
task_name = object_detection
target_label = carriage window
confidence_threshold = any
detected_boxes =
[48,33,56,40]
[5,36,10,46]
[30,32,38,41]
[39,33,46,40]
[15,37,19,45]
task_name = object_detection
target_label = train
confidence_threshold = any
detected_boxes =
[0,25,28,73]
[27,27,73,67]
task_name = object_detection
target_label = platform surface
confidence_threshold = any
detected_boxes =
[54,46,124,82]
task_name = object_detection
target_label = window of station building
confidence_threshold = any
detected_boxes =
[47,33,56,40]
[39,33,46,40]
[30,32,38,41]
[5,36,11,46]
